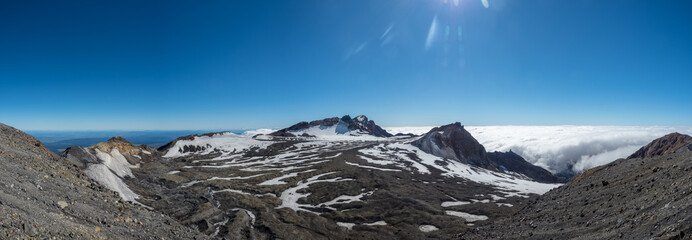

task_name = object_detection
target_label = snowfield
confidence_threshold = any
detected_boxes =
[358,142,560,195]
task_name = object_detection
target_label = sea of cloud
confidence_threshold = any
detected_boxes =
[384,126,692,175]
[241,128,276,137]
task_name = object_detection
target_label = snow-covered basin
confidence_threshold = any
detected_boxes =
[163,132,273,158]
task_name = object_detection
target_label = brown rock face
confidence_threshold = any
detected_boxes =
[627,132,692,159]
[92,136,141,157]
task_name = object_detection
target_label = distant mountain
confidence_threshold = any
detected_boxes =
[30,130,219,154]
[412,122,560,183]
[270,115,392,138]
[627,132,692,159]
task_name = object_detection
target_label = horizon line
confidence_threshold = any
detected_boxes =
[22,124,692,132]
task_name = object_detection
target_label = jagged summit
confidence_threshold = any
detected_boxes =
[627,132,692,159]
[270,114,392,138]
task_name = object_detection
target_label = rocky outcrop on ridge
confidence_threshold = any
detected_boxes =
[156,132,227,155]
[628,132,692,159]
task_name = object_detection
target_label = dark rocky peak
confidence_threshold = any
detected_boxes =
[627,132,692,159]
[412,122,495,170]
[270,115,392,137]
[343,115,392,137]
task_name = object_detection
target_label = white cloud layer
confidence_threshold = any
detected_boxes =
[242,128,276,137]
[385,126,692,174]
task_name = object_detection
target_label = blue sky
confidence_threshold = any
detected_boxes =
[1,0,691,130]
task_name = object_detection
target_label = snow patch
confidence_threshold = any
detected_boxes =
[345,161,401,172]
[84,164,139,201]
[441,201,471,207]
[419,225,439,232]
[445,211,488,222]
[337,222,356,230]
[277,172,352,214]
[94,149,138,178]
[363,221,387,226]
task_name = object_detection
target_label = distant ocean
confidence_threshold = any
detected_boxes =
[27,130,246,154]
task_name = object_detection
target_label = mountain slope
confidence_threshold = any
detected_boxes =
[412,123,559,183]
[463,133,692,239]
[487,150,561,183]
[0,123,207,239]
